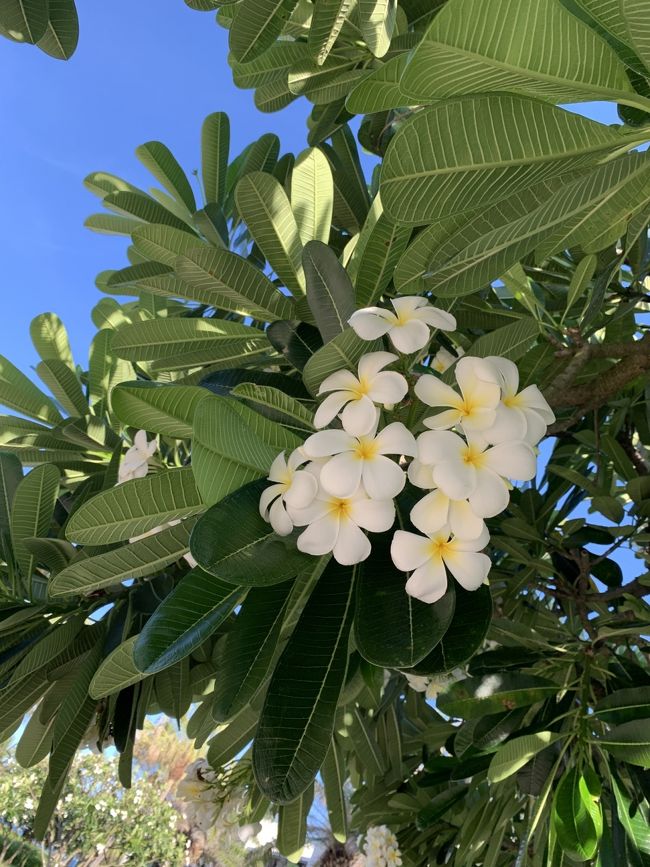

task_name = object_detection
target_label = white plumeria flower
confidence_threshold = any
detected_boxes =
[415,356,501,434]
[302,421,416,499]
[416,429,537,518]
[391,525,491,604]
[349,297,456,354]
[425,668,465,700]
[117,430,157,483]
[431,345,464,373]
[481,355,555,445]
[259,450,318,536]
[292,487,395,565]
[314,351,408,437]
[403,672,430,693]
[410,487,486,541]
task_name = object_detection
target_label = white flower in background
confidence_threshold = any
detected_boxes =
[431,345,464,373]
[303,421,416,499]
[391,525,491,604]
[177,759,219,831]
[415,356,501,434]
[409,487,486,541]
[403,672,430,693]
[403,668,465,700]
[349,297,456,354]
[292,488,395,565]
[117,429,157,483]
[259,450,318,536]
[416,430,537,517]
[363,825,403,867]
[314,351,408,436]
[481,356,555,445]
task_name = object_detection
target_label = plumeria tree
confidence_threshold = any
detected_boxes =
[2,1,650,865]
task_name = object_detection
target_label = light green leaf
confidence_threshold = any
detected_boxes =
[111,382,206,438]
[66,467,204,545]
[175,246,295,321]
[15,705,54,768]
[552,767,602,861]
[102,190,194,232]
[131,224,206,267]
[232,383,315,431]
[207,704,259,768]
[36,0,78,59]
[596,719,650,767]
[621,0,650,70]
[359,0,397,57]
[30,313,74,368]
[89,636,147,699]
[235,172,305,294]
[0,353,63,425]
[400,0,637,106]
[202,112,230,205]
[353,211,411,307]
[566,253,598,311]
[0,451,23,543]
[232,42,311,89]
[277,785,314,862]
[85,213,143,236]
[309,0,354,64]
[192,395,302,505]
[466,318,540,361]
[35,360,87,418]
[135,141,196,214]
[291,148,334,245]
[437,673,558,719]
[594,686,650,725]
[229,0,299,63]
[10,464,60,579]
[346,53,411,113]
[321,738,348,843]
[51,519,197,596]
[0,669,50,744]
[488,731,565,783]
[304,241,356,343]
[9,616,83,685]
[302,327,383,395]
[382,94,631,226]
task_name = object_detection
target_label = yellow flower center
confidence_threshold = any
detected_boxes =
[351,376,371,398]
[429,537,453,558]
[329,497,352,518]
[502,392,522,408]
[461,443,486,467]
[354,437,379,460]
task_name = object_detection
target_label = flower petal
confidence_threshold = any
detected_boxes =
[259,483,283,519]
[415,306,457,331]
[303,429,355,458]
[349,497,395,533]
[448,499,486,540]
[405,558,448,604]
[340,395,378,437]
[318,369,359,395]
[287,448,310,472]
[433,460,477,500]
[283,470,319,509]
[468,469,510,518]
[485,355,519,394]
[375,422,417,457]
[417,429,466,465]
[320,452,364,498]
[518,385,555,422]
[314,391,350,429]
[389,319,431,354]
[460,407,498,434]
[454,525,490,551]
[289,498,332,527]
[407,459,434,489]
[522,408,548,445]
[357,351,398,381]
[455,357,501,406]
[349,309,395,341]
[362,455,405,499]
[444,549,491,591]
[296,513,340,556]
[483,404,527,443]
[484,441,537,481]
[423,409,465,430]
[390,530,432,571]
[410,489,450,535]
[333,519,371,565]
[392,296,424,315]
[267,451,288,483]
[414,375,461,410]
[367,371,408,405]
[269,498,294,536]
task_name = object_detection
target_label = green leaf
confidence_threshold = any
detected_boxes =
[594,687,650,725]
[353,206,411,307]
[400,0,636,105]
[304,240,356,343]
[232,383,315,432]
[192,395,302,505]
[66,467,204,545]
[597,719,650,767]
[15,705,54,768]
[212,581,293,721]
[346,53,411,114]
[89,636,148,699]
[9,616,83,685]
[0,669,50,743]
[437,673,558,719]
[232,42,310,89]
[466,318,540,361]
[621,0,650,70]
[381,94,629,226]
[309,0,355,64]
[102,190,194,232]
[410,584,492,674]
[0,0,48,43]
[202,112,230,205]
[130,223,206,267]
[266,320,323,371]
[355,534,456,668]
[566,253,598,310]
[134,567,242,674]
[10,464,60,579]
[0,451,23,543]
[302,326,382,395]
[35,360,87,418]
[552,767,602,861]
[207,704,259,767]
[111,382,207,439]
[36,0,79,59]
[277,784,314,862]
[229,0,299,63]
[488,731,565,783]
[235,171,305,294]
[190,478,311,585]
[253,559,355,803]
[135,141,196,214]
[0,353,63,425]
[610,773,650,856]
[359,0,397,57]
[50,519,197,596]
[321,738,348,842]
[291,148,334,245]
[30,312,74,368]
[174,246,295,321]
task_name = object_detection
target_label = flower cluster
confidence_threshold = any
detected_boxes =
[259,298,554,603]
[362,825,403,866]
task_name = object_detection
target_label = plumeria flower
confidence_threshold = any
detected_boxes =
[415,356,501,434]
[410,488,486,541]
[416,430,537,517]
[315,351,408,437]
[302,421,416,499]
[391,525,491,604]
[292,487,395,565]
[259,450,318,536]
[349,297,456,354]
[117,430,158,484]
[481,356,555,444]
[431,345,464,373]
